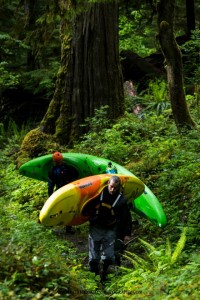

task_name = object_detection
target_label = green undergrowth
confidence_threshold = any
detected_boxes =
[0,104,200,299]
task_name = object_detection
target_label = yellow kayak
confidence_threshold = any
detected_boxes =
[39,174,145,226]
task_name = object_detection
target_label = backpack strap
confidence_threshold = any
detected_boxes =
[112,193,122,208]
[95,192,103,214]
[100,191,104,201]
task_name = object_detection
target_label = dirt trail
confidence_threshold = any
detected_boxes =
[54,227,89,254]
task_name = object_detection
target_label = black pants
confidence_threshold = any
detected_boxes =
[88,224,117,273]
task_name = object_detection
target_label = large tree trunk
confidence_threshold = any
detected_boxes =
[157,0,196,132]
[40,1,124,145]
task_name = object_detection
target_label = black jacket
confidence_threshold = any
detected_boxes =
[89,186,132,237]
[48,162,72,196]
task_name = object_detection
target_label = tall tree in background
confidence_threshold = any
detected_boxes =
[186,0,195,38]
[157,0,196,132]
[39,1,124,145]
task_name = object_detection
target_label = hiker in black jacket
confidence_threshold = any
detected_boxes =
[88,175,132,282]
[48,151,75,234]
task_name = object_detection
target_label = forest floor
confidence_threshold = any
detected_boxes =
[53,226,89,264]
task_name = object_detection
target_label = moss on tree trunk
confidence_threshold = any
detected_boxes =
[157,0,196,132]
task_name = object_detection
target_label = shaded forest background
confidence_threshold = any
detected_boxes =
[1,0,199,132]
[0,0,200,299]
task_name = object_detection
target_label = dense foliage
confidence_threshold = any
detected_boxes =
[0,88,199,298]
[0,1,200,298]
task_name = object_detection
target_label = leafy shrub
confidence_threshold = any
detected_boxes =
[181,29,200,88]
[138,79,171,115]
[119,13,156,57]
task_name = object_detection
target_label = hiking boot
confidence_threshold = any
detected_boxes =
[89,260,100,276]
[100,271,107,283]
[100,259,112,282]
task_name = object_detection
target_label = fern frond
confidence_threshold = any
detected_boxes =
[171,227,187,264]
[139,238,156,253]
[139,238,160,263]
[124,250,150,270]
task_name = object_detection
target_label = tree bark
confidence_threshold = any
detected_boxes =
[40,1,124,145]
[157,0,196,132]
[186,0,195,38]
[24,0,39,70]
